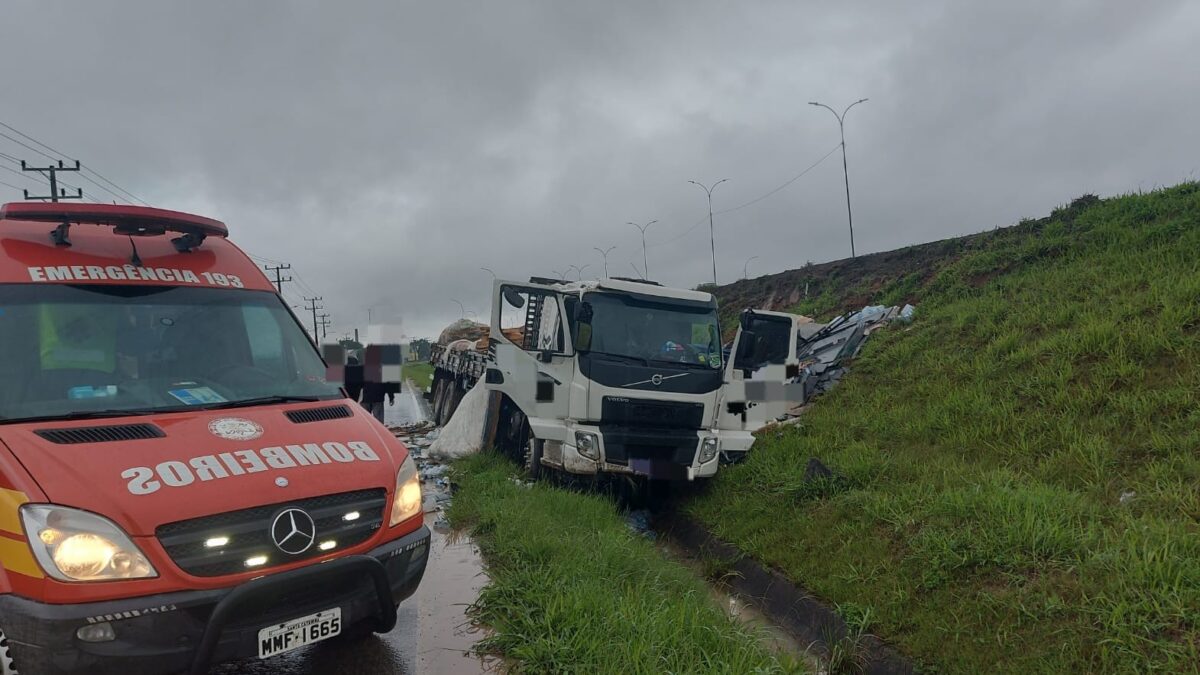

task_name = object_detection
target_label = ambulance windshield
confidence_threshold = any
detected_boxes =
[0,285,341,422]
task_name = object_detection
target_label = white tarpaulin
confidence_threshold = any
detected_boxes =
[426,380,488,460]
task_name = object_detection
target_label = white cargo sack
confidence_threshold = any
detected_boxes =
[426,380,488,460]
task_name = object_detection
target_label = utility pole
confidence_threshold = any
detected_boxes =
[318,313,331,340]
[688,179,729,286]
[21,160,83,202]
[593,246,616,278]
[810,98,868,259]
[304,297,323,344]
[627,220,657,279]
[263,263,292,294]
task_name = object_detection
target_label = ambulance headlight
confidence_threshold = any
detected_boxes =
[389,455,423,527]
[699,437,719,463]
[20,505,157,582]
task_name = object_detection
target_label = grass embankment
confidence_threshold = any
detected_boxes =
[447,453,805,674]
[689,184,1200,672]
[401,361,434,392]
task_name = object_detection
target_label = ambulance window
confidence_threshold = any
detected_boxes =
[243,305,286,372]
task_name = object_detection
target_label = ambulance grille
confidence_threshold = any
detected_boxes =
[34,423,165,445]
[285,405,352,424]
[155,489,387,577]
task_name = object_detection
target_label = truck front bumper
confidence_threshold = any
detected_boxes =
[0,525,430,675]
[558,423,721,480]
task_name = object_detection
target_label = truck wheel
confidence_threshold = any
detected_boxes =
[436,383,454,426]
[445,386,466,422]
[0,627,18,675]
[524,437,544,480]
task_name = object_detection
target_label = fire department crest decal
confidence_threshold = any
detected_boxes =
[208,418,264,441]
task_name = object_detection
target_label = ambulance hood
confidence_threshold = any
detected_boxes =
[0,402,402,536]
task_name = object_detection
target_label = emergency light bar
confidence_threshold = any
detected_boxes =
[0,202,227,251]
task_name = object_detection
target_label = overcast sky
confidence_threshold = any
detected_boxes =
[2,1,1197,340]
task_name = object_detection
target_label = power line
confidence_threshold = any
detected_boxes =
[646,142,842,248]
[0,178,27,193]
[0,130,59,163]
[0,120,148,205]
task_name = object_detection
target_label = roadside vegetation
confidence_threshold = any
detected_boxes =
[402,360,434,392]
[690,184,1200,672]
[447,452,806,674]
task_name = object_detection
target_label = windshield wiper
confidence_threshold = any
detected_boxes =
[591,352,649,366]
[198,395,328,411]
[648,359,719,370]
[1,407,176,424]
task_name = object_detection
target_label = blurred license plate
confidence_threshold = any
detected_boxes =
[257,607,342,658]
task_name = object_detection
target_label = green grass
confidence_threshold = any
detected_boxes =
[402,360,434,392]
[447,452,806,674]
[689,183,1200,673]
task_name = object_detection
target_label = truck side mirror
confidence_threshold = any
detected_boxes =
[736,330,757,361]
[574,302,593,351]
[739,309,755,331]
[538,350,554,363]
[502,287,526,308]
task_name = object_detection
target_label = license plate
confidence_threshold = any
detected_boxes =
[257,607,342,659]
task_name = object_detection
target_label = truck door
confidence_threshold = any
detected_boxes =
[717,311,800,432]
[487,281,575,442]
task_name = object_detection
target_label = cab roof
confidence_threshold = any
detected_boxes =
[0,202,274,291]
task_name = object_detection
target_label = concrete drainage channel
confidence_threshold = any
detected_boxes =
[649,512,914,675]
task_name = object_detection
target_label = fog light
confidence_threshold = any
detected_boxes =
[76,622,116,643]
[699,437,719,463]
[318,540,336,551]
[575,431,599,460]
[204,536,229,548]
[343,511,360,522]
[245,555,268,568]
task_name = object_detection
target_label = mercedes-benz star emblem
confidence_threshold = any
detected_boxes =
[270,508,316,555]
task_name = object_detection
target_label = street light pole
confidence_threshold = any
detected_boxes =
[627,220,657,279]
[809,98,868,259]
[592,246,616,278]
[480,267,496,280]
[743,255,759,279]
[450,298,465,319]
[688,179,729,286]
[568,264,590,281]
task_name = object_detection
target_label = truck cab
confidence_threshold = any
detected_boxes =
[484,277,755,483]
[0,203,428,675]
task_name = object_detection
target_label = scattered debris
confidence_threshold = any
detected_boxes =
[626,510,656,540]
[783,303,916,417]
[1119,490,1136,504]
[804,458,834,482]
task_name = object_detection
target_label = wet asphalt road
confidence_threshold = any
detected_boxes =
[211,385,490,674]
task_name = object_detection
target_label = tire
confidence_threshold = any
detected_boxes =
[445,386,466,422]
[524,437,544,480]
[433,380,452,426]
[1,627,18,675]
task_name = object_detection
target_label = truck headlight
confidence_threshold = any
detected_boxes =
[20,505,157,582]
[389,455,423,527]
[699,437,719,463]
[574,431,599,460]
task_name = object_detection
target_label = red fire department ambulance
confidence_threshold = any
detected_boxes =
[0,203,428,674]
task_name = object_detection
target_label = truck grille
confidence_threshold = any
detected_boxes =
[601,397,705,429]
[155,489,387,577]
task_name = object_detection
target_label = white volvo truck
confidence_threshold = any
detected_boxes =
[482,277,756,483]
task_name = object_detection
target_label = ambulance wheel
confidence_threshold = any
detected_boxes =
[524,437,544,480]
[0,627,18,675]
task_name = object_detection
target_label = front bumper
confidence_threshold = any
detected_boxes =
[555,423,721,480]
[0,525,430,675]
